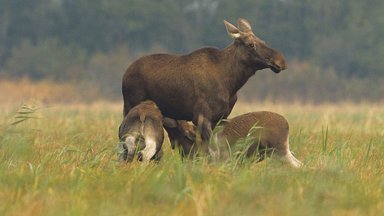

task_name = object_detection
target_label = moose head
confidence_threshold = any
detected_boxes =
[224,18,287,73]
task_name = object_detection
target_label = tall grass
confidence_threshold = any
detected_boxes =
[0,102,383,215]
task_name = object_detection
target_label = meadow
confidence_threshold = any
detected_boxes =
[0,101,383,216]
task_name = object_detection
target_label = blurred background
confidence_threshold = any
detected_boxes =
[0,0,383,104]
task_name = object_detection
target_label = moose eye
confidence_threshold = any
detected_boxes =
[248,44,255,48]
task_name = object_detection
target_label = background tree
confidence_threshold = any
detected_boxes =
[0,0,383,102]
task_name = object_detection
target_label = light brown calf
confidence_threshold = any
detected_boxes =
[166,111,302,168]
[118,101,164,162]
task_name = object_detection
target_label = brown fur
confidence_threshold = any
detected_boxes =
[163,119,199,158]
[122,18,287,151]
[118,101,164,162]
[169,112,302,168]
[215,112,289,157]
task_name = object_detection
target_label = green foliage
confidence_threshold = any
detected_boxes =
[84,46,130,98]
[240,61,384,103]
[1,0,384,79]
[0,102,43,161]
[0,103,383,215]
[4,38,86,81]
[0,0,383,103]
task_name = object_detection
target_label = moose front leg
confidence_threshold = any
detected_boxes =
[196,114,212,142]
[193,102,213,154]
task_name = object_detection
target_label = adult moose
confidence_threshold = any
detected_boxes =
[122,18,287,152]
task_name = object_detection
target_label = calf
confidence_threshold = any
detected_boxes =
[118,101,164,162]
[166,112,303,168]
[163,118,198,158]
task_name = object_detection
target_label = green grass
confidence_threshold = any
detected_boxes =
[0,102,383,216]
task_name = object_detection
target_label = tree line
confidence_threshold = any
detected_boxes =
[0,0,383,101]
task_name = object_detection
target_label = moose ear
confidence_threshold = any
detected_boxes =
[224,20,241,39]
[237,18,252,33]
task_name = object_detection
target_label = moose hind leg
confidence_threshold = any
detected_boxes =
[123,100,132,117]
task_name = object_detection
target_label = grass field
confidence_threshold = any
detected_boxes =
[0,101,383,216]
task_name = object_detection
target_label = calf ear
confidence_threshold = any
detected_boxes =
[237,18,252,33]
[184,129,196,141]
[176,120,197,141]
[224,20,241,39]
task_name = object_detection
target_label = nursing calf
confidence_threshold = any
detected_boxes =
[118,101,164,162]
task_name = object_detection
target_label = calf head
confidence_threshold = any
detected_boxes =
[224,18,287,73]
[163,118,197,156]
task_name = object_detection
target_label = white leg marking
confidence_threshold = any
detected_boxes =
[125,135,137,159]
[139,137,157,161]
[280,136,303,168]
[281,151,303,168]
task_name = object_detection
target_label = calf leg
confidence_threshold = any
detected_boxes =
[118,135,137,162]
[138,121,164,161]
[276,137,303,168]
[138,136,157,161]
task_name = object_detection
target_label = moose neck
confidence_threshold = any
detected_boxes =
[220,43,259,96]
